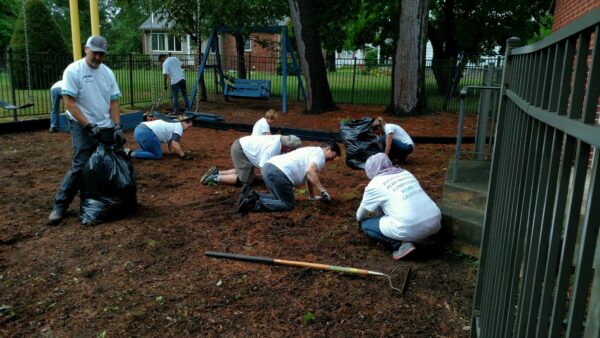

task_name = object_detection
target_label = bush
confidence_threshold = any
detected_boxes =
[276,61,299,76]
[363,48,378,74]
[9,0,70,89]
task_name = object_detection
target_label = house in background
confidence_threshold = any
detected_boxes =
[138,14,198,65]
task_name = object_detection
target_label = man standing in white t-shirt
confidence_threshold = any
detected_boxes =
[159,54,189,116]
[201,134,302,186]
[237,141,341,213]
[48,35,123,225]
[356,153,441,260]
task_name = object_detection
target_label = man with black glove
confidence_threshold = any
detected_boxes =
[237,141,340,213]
[48,35,123,225]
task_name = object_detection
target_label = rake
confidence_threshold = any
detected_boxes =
[205,250,410,294]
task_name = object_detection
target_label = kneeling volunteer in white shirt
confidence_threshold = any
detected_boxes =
[237,141,341,213]
[356,153,441,260]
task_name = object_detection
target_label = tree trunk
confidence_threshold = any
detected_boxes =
[386,0,429,116]
[288,0,337,114]
[234,33,247,79]
[325,50,336,72]
[427,0,458,95]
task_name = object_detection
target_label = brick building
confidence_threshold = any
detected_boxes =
[552,0,600,30]
[219,32,282,74]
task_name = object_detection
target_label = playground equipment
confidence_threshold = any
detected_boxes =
[190,26,307,112]
[1,0,34,112]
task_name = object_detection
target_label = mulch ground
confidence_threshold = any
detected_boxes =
[0,99,477,337]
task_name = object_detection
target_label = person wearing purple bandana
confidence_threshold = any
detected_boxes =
[356,153,441,260]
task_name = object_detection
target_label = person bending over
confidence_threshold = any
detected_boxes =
[371,116,414,163]
[356,153,441,260]
[48,36,123,225]
[201,134,301,186]
[252,109,278,136]
[128,117,193,160]
[237,141,340,213]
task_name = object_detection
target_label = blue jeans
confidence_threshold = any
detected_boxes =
[360,216,402,249]
[170,79,190,113]
[132,125,162,160]
[380,135,413,163]
[53,119,99,212]
[50,87,62,128]
[255,163,295,212]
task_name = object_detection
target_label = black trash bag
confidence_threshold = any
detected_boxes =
[340,118,382,170]
[80,134,137,225]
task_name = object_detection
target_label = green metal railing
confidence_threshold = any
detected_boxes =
[0,50,501,121]
[471,6,600,338]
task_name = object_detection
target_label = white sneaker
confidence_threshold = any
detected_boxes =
[393,242,415,260]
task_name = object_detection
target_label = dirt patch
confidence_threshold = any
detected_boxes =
[0,101,477,336]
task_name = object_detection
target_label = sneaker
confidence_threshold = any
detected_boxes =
[205,174,218,186]
[201,166,218,184]
[47,209,64,225]
[392,242,415,260]
[48,126,59,133]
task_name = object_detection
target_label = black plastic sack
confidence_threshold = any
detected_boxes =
[80,136,137,225]
[340,118,382,170]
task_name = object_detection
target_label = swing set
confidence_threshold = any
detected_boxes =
[0,0,35,112]
[189,26,307,113]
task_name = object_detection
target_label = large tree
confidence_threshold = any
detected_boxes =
[104,0,150,54]
[0,0,18,51]
[10,0,70,89]
[288,0,337,114]
[386,0,429,116]
[158,0,288,79]
[428,0,552,95]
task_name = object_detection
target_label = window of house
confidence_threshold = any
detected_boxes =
[151,33,182,52]
[244,38,252,52]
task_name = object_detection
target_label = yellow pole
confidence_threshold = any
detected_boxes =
[68,0,81,60]
[89,0,100,36]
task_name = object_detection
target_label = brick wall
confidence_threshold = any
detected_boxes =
[220,33,282,73]
[553,0,600,31]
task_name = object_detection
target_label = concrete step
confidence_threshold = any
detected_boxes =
[446,159,491,185]
[439,201,485,256]
[443,180,489,210]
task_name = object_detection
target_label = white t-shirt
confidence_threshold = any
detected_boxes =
[51,80,62,90]
[239,135,282,168]
[162,57,185,85]
[267,147,325,186]
[252,117,271,136]
[384,123,414,146]
[356,171,441,242]
[62,59,121,128]
[142,120,183,143]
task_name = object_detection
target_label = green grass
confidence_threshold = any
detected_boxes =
[1,65,486,120]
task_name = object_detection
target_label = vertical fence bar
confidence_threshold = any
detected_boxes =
[129,53,134,107]
[351,57,357,104]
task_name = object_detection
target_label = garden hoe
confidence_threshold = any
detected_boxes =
[205,251,411,294]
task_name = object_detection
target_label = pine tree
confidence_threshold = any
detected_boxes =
[9,0,70,89]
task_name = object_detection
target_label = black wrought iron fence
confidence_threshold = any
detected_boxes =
[0,49,503,121]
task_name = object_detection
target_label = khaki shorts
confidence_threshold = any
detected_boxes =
[230,139,255,184]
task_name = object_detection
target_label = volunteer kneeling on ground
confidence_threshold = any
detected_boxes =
[371,116,414,164]
[237,141,340,213]
[252,109,278,136]
[127,116,194,160]
[201,134,302,186]
[356,153,441,260]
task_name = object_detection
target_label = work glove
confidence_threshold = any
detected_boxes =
[113,123,126,145]
[85,122,101,139]
[320,190,331,202]
[180,153,194,160]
